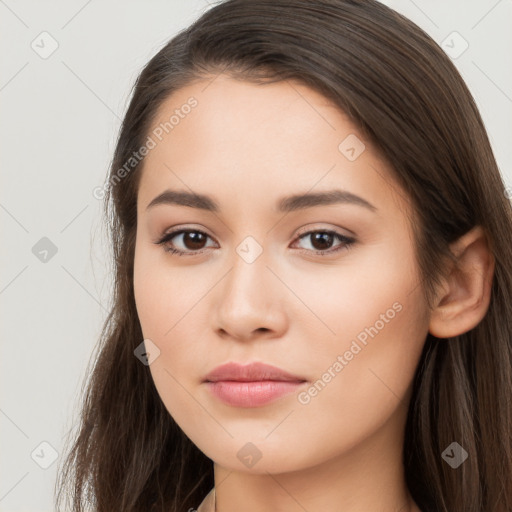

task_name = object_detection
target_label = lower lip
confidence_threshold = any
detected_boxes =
[205,380,306,407]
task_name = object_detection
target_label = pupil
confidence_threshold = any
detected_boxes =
[312,232,333,250]
[185,232,206,250]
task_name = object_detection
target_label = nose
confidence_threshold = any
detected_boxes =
[213,249,288,342]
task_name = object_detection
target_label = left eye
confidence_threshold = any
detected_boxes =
[155,229,355,256]
[293,230,355,254]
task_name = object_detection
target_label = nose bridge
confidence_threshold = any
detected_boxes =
[214,235,286,338]
[224,236,272,308]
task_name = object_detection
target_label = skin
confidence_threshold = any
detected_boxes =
[133,75,494,512]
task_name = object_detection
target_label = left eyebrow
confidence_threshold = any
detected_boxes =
[145,188,377,213]
[277,189,377,213]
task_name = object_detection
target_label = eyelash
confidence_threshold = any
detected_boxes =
[154,228,356,257]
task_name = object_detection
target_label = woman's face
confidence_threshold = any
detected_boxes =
[133,75,430,473]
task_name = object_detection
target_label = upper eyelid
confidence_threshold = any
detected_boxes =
[294,225,354,238]
[158,226,354,247]
[159,227,217,244]
[160,222,354,237]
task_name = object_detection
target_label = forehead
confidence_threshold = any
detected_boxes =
[146,75,356,154]
[136,75,411,221]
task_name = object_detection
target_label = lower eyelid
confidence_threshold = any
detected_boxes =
[293,232,355,252]
[157,229,355,255]
[160,230,216,250]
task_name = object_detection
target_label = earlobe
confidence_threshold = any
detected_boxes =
[428,226,495,339]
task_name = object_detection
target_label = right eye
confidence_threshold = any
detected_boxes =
[155,229,217,256]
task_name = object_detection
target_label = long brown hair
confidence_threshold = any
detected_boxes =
[55,1,512,510]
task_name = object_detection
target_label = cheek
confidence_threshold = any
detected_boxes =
[293,235,427,410]
[287,287,428,471]
[299,255,427,438]
[133,239,211,395]
[291,236,420,347]
[133,237,204,341]
[134,248,210,433]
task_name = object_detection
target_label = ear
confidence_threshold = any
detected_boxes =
[429,225,495,338]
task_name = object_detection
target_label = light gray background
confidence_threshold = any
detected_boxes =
[1,1,511,511]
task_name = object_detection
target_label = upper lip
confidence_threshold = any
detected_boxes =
[204,362,307,383]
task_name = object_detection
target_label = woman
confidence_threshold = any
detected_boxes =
[55,1,512,511]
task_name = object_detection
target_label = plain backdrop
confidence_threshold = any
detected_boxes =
[1,1,511,510]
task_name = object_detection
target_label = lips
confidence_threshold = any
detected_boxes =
[203,361,306,383]
[203,362,307,408]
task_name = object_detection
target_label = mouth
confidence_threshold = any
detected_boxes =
[204,361,307,382]
[203,361,307,408]
[205,380,307,407]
